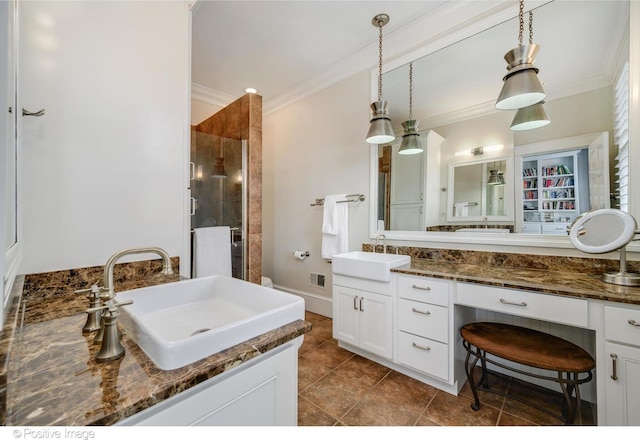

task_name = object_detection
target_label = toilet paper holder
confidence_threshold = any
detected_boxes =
[293,250,310,260]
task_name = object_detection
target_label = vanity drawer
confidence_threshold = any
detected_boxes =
[397,275,449,307]
[398,331,448,381]
[604,305,640,348]
[456,283,588,327]
[398,298,448,343]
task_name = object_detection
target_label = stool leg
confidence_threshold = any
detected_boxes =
[478,349,490,389]
[573,373,584,425]
[463,341,482,411]
[558,371,577,425]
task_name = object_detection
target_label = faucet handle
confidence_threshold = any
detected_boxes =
[86,299,133,314]
[75,284,107,297]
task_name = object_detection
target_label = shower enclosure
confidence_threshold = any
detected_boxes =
[190,130,247,280]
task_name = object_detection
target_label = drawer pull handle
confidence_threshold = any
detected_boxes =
[611,353,618,381]
[411,307,431,316]
[359,297,364,312]
[353,295,358,310]
[628,319,640,327]
[412,284,431,291]
[499,298,527,307]
[412,342,431,351]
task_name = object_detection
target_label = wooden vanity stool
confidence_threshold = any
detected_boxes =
[460,322,595,425]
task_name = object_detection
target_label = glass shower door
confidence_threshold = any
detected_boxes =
[190,131,247,280]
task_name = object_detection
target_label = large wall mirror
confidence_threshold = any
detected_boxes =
[369,0,635,248]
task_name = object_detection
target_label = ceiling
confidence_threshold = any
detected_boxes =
[191,1,629,121]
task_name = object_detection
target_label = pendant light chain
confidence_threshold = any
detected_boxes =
[408,62,413,120]
[529,10,534,44]
[518,0,524,45]
[377,22,383,101]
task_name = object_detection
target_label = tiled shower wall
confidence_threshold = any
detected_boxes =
[192,93,262,284]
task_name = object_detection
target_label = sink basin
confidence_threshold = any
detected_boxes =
[456,228,510,233]
[117,275,304,370]
[331,251,410,282]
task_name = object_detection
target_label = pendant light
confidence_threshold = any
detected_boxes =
[495,2,545,110]
[211,144,227,178]
[398,62,423,155]
[365,14,395,144]
[510,100,550,131]
[487,162,506,186]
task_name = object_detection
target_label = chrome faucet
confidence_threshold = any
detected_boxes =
[90,246,174,363]
[376,234,387,254]
[482,217,488,229]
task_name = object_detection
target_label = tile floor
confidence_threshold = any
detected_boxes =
[298,311,596,426]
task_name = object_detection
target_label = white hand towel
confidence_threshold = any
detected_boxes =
[193,226,232,278]
[321,194,348,259]
[454,202,468,217]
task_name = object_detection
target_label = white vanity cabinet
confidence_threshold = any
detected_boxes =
[604,305,640,426]
[333,281,393,359]
[396,275,451,381]
[118,341,299,426]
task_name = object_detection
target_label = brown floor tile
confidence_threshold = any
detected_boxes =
[333,354,391,389]
[298,353,333,392]
[299,339,353,371]
[419,391,500,426]
[298,395,338,426]
[459,368,508,411]
[300,370,372,420]
[374,370,439,407]
[341,383,429,426]
[503,379,565,426]
[498,411,536,426]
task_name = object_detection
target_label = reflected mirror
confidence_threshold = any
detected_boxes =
[371,0,630,240]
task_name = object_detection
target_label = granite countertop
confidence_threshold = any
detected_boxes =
[393,258,640,305]
[2,275,312,426]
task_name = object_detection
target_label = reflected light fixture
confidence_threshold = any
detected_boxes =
[365,13,395,144]
[211,144,227,179]
[399,62,423,155]
[510,100,550,131]
[454,144,504,157]
[487,161,506,186]
[495,3,545,110]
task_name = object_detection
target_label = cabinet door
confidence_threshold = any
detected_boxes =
[605,341,640,426]
[333,285,360,345]
[390,145,424,204]
[359,291,393,359]
[390,203,423,231]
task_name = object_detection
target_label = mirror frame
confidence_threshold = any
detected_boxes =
[369,1,640,252]
[446,156,513,223]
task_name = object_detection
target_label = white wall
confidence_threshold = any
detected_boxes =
[191,98,222,126]
[263,70,371,311]
[20,1,190,274]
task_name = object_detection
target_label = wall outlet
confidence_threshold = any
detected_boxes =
[309,272,326,288]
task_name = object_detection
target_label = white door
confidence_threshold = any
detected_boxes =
[359,291,393,359]
[333,285,359,346]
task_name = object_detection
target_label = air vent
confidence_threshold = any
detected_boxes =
[309,272,326,288]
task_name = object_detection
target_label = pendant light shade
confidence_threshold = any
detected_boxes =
[495,45,545,110]
[366,100,395,144]
[510,100,550,131]
[398,120,422,155]
[487,169,506,186]
[398,62,423,155]
[495,4,546,111]
[366,14,395,144]
[211,157,227,178]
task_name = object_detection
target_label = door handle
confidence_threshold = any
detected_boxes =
[22,108,45,117]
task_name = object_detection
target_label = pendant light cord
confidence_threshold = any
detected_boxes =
[529,10,534,43]
[518,0,524,45]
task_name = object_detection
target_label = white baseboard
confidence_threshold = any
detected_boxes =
[273,284,332,318]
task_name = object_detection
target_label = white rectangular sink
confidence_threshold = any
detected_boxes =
[331,251,410,282]
[117,275,305,370]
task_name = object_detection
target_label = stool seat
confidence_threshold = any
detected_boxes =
[460,322,595,373]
